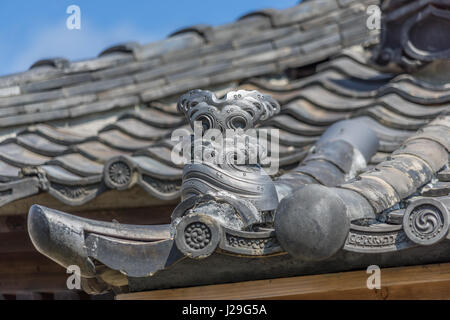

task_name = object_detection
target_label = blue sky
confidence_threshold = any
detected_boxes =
[0,0,298,76]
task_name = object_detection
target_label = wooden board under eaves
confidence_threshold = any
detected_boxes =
[116,263,450,300]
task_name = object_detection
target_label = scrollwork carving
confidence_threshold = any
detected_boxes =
[141,175,180,194]
[403,198,449,246]
[174,89,280,230]
[51,183,88,199]
[178,89,280,133]
[226,234,278,250]
[219,227,282,256]
[343,223,414,253]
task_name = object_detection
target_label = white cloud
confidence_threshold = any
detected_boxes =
[6,20,161,75]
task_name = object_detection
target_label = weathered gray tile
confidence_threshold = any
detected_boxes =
[0,177,40,206]
[169,25,215,42]
[134,58,203,83]
[0,89,64,107]
[0,143,50,166]
[41,164,86,182]
[103,118,171,140]
[0,94,97,125]
[278,44,342,69]
[0,68,63,89]
[0,86,20,98]
[162,41,233,63]
[166,61,232,83]
[298,2,366,30]
[30,58,70,70]
[97,79,166,100]
[74,141,128,162]
[135,33,205,60]
[98,129,153,151]
[48,153,104,176]
[1,94,97,117]
[234,46,297,67]
[132,156,182,179]
[70,95,139,118]
[21,73,93,93]
[232,26,299,48]
[25,124,89,145]
[212,16,271,41]
[266,114,326,136]
[237,9,278,26]
[141,78,210,103]
[300,33,341,54]
[134,146,181,167]
[273,0,339,26]
[63,76,134,97]
[123,108,185,128]
[0,160,21,181]
[203,43,273,65]
[274,23,338,48]
[99,42,142,57]
[67,53,133,73]
[209,63,277,85]
[317,56,392,80]
[91,59,161,80]
[0,109,70,128]
[17,133,68,156]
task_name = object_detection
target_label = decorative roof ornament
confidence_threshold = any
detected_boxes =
[26,89,450,294]
[173,89,281,258]
[177,89,280,133]
[373,0,450,71]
